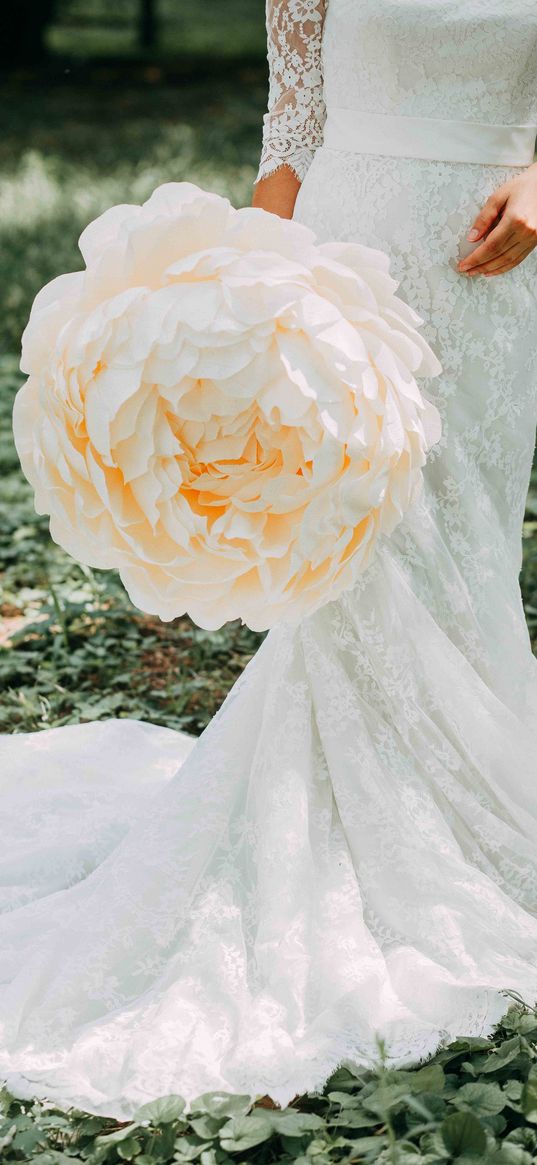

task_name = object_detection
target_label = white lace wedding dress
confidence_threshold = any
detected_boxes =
[1,0,537,1121]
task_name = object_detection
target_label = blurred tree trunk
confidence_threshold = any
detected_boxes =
[139,0,158,49]
[0,0,57,64]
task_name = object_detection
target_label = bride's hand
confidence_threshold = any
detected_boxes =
[458,161,537,277]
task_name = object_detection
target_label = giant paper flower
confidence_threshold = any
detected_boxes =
[13,182,441,631]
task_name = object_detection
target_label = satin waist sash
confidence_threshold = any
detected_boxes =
[322,109,537,166]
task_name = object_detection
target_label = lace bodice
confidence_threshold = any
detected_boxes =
[257,0,537,182]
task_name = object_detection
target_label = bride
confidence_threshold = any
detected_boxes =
[1,0,537,1121]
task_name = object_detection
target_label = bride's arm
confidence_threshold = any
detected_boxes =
[252,0,327,219]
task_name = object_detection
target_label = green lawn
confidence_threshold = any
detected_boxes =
[48,0,266,60]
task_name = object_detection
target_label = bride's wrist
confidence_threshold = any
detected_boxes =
[252,166,301,219]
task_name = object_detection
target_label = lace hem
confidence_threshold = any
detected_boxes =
[255,141,317,184]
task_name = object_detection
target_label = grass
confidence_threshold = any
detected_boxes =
[48,0,267,61]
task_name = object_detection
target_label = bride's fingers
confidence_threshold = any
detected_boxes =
[466,186,509,242]
[471,242,533,276]
[483,258,527,276]
[458,221,516,272]
[482,248,535,276]
[463,240,531,276]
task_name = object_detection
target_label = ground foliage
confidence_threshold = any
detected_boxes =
[2,997,537,1163]
[49,0,266,62]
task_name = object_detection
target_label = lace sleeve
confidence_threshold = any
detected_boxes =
[255,0,327,184]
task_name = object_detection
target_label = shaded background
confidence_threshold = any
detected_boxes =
[0,0,535,736]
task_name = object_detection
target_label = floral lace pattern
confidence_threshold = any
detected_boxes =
[1,0,537,1124]
[258,0,537,183]
[294,148,537,709]
[256,0,327,182]
[322,0,537,125]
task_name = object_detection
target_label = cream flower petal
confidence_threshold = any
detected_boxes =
[14,181,441,631]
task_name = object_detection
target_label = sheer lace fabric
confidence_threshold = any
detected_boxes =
[0,0,537,1122]
[258,0,537,182]
[257,0,327,182]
